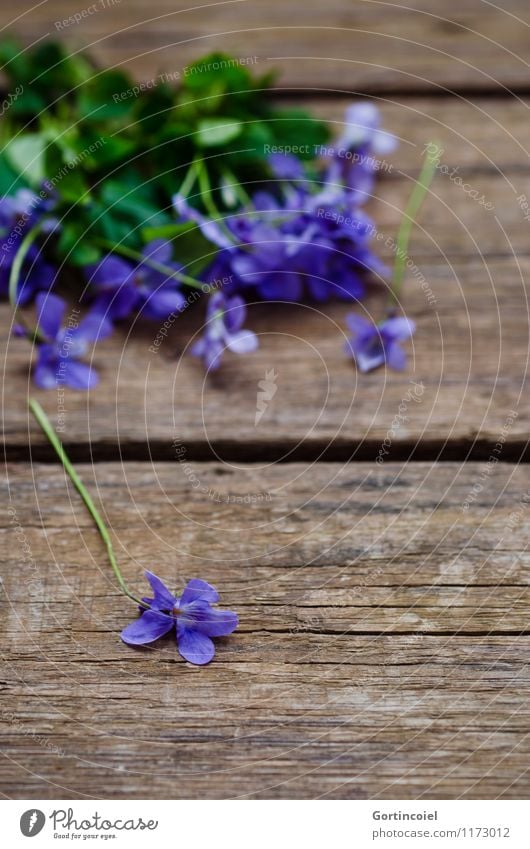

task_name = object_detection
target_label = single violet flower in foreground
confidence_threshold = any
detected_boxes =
[121,571,238,665]
[33,292,112,389]
[345,314,415,372]
[192,291,258,370]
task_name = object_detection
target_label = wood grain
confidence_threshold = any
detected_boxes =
[1,461,529,798]
[1,0,529,93]
[1,2,530,804]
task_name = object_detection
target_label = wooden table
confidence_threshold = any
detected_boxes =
[1,0,529,799]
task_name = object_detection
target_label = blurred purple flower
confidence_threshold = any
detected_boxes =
[192,291,257,370]
[12,322,27,338]
[85,254,138,320]
[33,292,112,390]
[86,240,185,322]
[325,102,397,203]
[173,194,234,250]
[268,152,306,181]
[175,182,383,303]
[136,240,186,319]
[0,189,58,304]
[337,102,397,155]
[121,571,238,665]
[345,313,415,372]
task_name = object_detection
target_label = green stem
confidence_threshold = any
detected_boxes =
[221,167,251,206]
[389,143,440,309]
[29,399,146,608]
[195,159,235,243]
[196,158,221,220]
[178,157,200,199]
[94,238,204,290]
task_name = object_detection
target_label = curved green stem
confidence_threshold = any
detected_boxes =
[221,167,251,206]
[195,159,235,243]
[196,157,221,220]
[389,143,440,310]
[178,157,200,199]
[29,399,146,608]
[94,238,204,290]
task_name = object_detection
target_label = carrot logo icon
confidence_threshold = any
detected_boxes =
[20,809,46,837]
[255,368,278,426]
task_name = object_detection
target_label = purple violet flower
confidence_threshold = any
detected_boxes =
[325,102,397,203]
[85,254,138,321]
[268,152,306,181]
[86,240,185,322]
[345,314,415,372]
[173,194,234,250]
[12,322,27,338]
[192,291,258,370]
[33,292,112,390]
[0,190,58,305]
[338,103,397,156]
[121,571,238,665]
[5,188,58,228]
[175,182,383,303]
[136,240,186,319]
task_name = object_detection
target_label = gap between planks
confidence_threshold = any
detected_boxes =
[4,438,530,463]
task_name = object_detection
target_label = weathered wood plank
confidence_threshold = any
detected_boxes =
[3,461,530,586]
[1,461,529,798]
[1,0,530,93]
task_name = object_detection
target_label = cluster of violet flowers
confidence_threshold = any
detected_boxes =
[7,104,423,390]
[25,108,439,664]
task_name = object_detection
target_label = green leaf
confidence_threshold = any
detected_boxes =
[100,180,168,228]
[32,41,92,91]
[0,152,28,195]
[76,132,136,170]
[10,89,48,117]
[0,38,31,81]
[5,134,46,185]
[182,53,254,96]
[91,203,136,247]
[78,70,136,122]
[238,121,273,155]
[196,118,243,147]
[267,112,330,158]
[134,83,175,135]
[57,221,101,266]
[57,170,91,204]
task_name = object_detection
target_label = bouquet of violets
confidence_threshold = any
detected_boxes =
[4,40,437,664]
[1,39,436,389]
